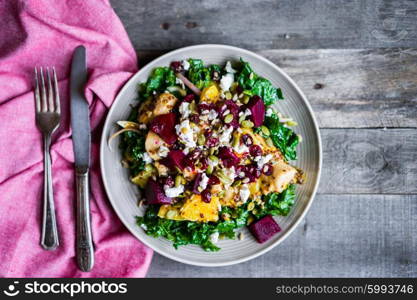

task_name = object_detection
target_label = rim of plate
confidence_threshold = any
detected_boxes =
[100,44,322,267]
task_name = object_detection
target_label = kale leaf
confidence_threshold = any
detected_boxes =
[141,67,176,98]
[186,58,212,90]
[254,185,296,218]
[237,59,284,105]
[136,204,250,251]
[264,111,299,161]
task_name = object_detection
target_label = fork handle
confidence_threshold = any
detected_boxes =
[76,168,94,272]
[41,135,59,250]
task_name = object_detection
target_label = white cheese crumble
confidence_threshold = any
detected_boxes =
[223,166,236,183]
[139,124,147,130]
[219,126,234,145]
[234,142,249,154]
[209,232,219,244]
[266,108,274,117]
[164,184,184,198]
[158,145,169,158]
[142,152,153,164]
[225,61,237,74]
[175,119,196,148]
[179,101,191,119]
[220,73,234,91]
[254,154,273,169]
[199,173,209,191]
[182,59,190,71]
[208,109,218,121]
[239,184,250,203]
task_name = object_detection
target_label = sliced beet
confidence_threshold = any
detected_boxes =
[149,113,177,144]
[162,149,187,170]
[249,215,281,243]
[145,179,173,205]
[246,95,265,127]
[218,147,240,168]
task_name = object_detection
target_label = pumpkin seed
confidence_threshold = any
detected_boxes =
[197,134,206,146]
[242,95,250,104]
[286,120,298,126]
[166,210,177,218]
[247,202,255,211]
[206,164,214,175]
[225,91,232,100]
[208,155,219,164]
[241,120,254,128]
[224,114,234,124]
[232,180,242,187]
[175,175,184,187]
[266,137,275,147]
[260,125,270,137]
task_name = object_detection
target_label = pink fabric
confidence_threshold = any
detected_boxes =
[0,0,153,277]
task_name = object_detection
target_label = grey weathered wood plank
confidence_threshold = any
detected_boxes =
[147,194,417,277]
[135,49,417,128]
[319,128,417,194]
[111,0,417,50]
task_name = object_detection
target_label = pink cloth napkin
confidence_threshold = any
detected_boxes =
[0,0,153,277]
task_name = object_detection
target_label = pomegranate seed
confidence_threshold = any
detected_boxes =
[262,163,273,176]
[170,61,183,73]
[206,137,219,147]
[208,175,220,186]
[189,114,200,123]
[249,145,263,157]
[201,190,212,203]
[161,176,174,188]
[241,134,253,146]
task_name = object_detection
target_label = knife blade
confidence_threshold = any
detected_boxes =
[70,45,94,272]
[71,45,90,170]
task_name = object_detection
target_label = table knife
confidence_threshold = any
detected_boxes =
[70,45,94,272]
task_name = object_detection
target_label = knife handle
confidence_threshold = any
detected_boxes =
[75,168,94,272]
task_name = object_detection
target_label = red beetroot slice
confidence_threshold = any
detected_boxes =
[149,113,177,144]
[145,179,172,205]
[218,147,240,168]
[162,150,187,170]
[249,215,281,243]
[246,95,265,127]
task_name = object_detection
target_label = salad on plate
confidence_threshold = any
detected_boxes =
[110,58,304,251]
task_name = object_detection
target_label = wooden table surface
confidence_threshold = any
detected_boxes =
[111,0,417,277]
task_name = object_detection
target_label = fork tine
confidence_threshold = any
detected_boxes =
[40,67,47,112]
[52,67,60,114]
[34,67,41,112]
[46,67,55,112]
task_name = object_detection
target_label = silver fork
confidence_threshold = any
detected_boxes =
[34,67,61,250]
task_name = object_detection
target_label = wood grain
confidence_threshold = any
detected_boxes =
[320,128,417,194]
[111,0,417,50]
[147,194,417,277]
[135,49,417,128]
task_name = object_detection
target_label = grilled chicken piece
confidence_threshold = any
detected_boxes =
[138,92,178,124]
[260,160,300,194]
[153,93,178,116]
[145,131,168,160]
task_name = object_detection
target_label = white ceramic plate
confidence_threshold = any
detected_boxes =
[100,44,322,267]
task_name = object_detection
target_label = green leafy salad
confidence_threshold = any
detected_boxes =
[112,58,303,251]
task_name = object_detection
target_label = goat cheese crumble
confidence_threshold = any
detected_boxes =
[175,119,196,148]
[164,184,184,198]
